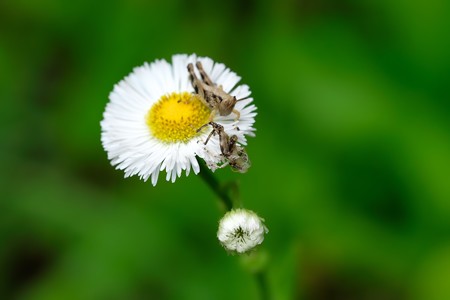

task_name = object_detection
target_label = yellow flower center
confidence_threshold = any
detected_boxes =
[146,92,210,143]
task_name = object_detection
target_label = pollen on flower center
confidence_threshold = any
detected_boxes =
[147,92,210,143]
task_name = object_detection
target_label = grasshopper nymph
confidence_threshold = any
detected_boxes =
[188,62,242,120]
[197,122,250,173]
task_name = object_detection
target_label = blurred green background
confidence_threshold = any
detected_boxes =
[1,0,450,299]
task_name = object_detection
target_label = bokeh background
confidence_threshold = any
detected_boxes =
[1,0,450,299]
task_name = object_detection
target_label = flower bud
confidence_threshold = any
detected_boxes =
[217,209,268,254]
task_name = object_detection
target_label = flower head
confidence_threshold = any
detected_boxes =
[101,54,256,185]
[217,209,268,254]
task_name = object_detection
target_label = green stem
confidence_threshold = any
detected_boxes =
[255,271,269,300]
[198,161,233,211]
[199,161,269,299]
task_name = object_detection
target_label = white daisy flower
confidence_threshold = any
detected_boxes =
[217,209,268,254]
[101,54,256,186]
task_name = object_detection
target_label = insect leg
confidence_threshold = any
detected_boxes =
[196,61,215,86]
[232,108,241,120]
[228,135,238,151]
[196,122,217,145]
[204,128,217,145]
[196,122,213,133]
[187,63,205,99]
[209,108,218,121]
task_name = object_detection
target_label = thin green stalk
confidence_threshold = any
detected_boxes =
[255,271,269,300]
[198,161,233,211]
[199,161,269,300]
